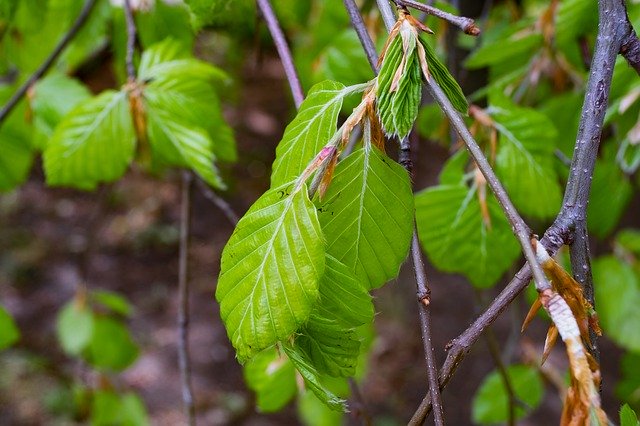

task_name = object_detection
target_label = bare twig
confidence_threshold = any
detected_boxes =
[178,172,196,426]
[256,0,304,108]
[122,0,137,81]
[195,178,239,225]
[409,0,634,422]
[395,0,481,35]
[343,0,379,70]
[0,0,97,125]
[411,233,445,425]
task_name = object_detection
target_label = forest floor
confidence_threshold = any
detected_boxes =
[0,53,632,425]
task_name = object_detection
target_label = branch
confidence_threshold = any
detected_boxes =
[621,19,640,75]
[195,177,239,225]
[0,0,97,125]
[409,0,632,421]
[178,172,196,426]
[122,0,137,81]
[256,0,304,109]
[395,0,481,35]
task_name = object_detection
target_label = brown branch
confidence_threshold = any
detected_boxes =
[195,177,239,225]
[409,0,633,422]
[122,0,137,81]
[0,0,97,125]
[256,0,304,108]
[395,0,481,35]
[621,25,640,75]
[178,172,196,426]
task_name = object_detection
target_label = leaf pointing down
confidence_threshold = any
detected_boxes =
[217,183,325,362]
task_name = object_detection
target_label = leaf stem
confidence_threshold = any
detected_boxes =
[0,0,97,125]
[394,0,481,35]
[256,0,304,109]
[178,171,197,426]
[122,0,137,81]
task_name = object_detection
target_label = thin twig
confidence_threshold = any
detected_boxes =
[0,0,97,125]
[395,0,481,35]
[178,172,196,426]
[122,0,137,81]
[195,178,239,225]
[409,0,633,421]
[343,0,379,70]
[411,233,445,425]
[256,0,304,108]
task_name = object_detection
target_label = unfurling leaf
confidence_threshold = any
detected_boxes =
[216,183,325,362]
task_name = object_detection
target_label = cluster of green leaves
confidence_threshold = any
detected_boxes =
[216,79,412,412]
[56,289,148,425]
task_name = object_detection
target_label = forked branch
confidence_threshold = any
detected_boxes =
[394,0,481,35]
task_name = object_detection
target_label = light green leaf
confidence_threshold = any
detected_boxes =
[587,156,632,238]
[244,347,297,412]
[620,404,640,426]
[87,316,138,371]
[465,32,543,69]
[415,184,520,288]
[146,102,225,189]
[271,80,353,187]
[91,391,149,426]
[298,388,345,426]
[0,305,20,349]
[377,35,422,138]
[217,183,325,361]
[145,74,236,163]
[282,344,346,412]
[57,301,94,356]
[316,146,414,289]
[472,364,543,424]
[184,0,255,29]
[491,105,562,219]
[31,73,91,140]
[617,229,640,256]
[593,256,640,352]
[0,117,33,192]
[44,90,135,190]
[422,38,468,114]
[136,1,194,50]
[91,290,133,317]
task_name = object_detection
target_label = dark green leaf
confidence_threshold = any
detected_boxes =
[0,305,19,349]
[87,316,138,371]
[617,353,640,408]
[617,229,640,257]
[466,32,542,69]
[422,38,468,114]
[317,146,414,289]
[587,156,633,238]
[217,184,324,361]
[472,364,543,424]
[91,391,149,426]
[297,388,345,426]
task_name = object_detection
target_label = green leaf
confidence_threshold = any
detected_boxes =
[136,1,194,50]
[0,305,20,349]
[316,146,414,289]
[465,32,543,69]
[620,404,640,426]
[617,353,640,408]
[0,116,33,192]
[184,0,256,29]
[490,104,562,219]
[91,290,133,317]
[87,316,138,371]
[217,183,325,361]
[43,90,135,190]
[298,388,345,426]
[593,256,640,352]
[617,229,640,256]
[243,347,297,412]
[57,301,94,356]
[31,73,91,140]
[271,80,352,187]
[376,35,422,138]
[146,94,225,189]
[422,38,468,114]
[415,184,520,288]
[472,364,543,424]
[314,30,374,89]
[587,156,633,238]
[282,344,346,412]
[91,391,149,426]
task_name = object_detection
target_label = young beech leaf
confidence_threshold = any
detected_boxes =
[0,98,33,192]
[271,80,353,187]
[243,347,297,412]
[316,146,414,289]
[282,344,347,412]
[56,301,94,356]
[217,183,325,362]
[44,90,135,190]
[421,39,468,114]
[295,256,373,378]
[415,184,520,288]
[620,404,640,426]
